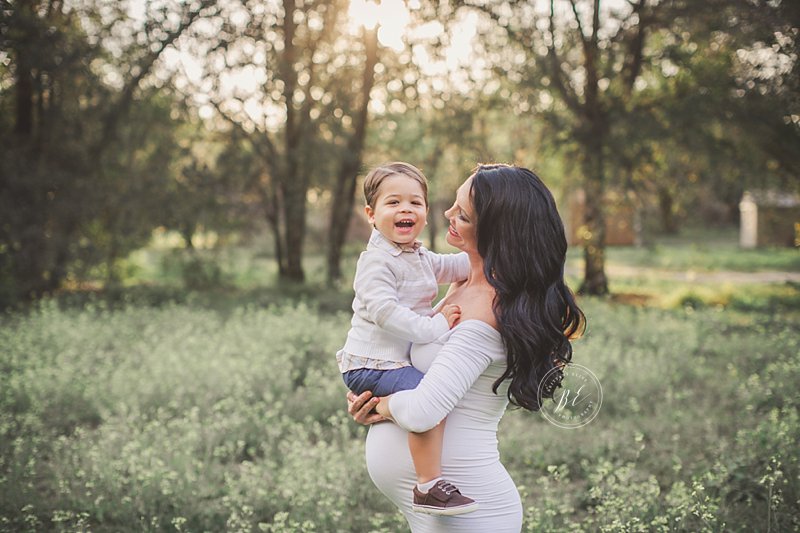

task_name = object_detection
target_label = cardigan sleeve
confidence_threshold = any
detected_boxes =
[388,321,502,433]
[354,250,450,343]
[426,251,470,284]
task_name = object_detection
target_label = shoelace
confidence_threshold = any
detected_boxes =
[436,480,459,496]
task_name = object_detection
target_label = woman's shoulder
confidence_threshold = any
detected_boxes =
[454,318,500,337]
[446,319,505,362]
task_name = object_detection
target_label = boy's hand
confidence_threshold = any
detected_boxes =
[441,304,461,328]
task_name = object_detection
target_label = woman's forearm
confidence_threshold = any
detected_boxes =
[388,324,496,433]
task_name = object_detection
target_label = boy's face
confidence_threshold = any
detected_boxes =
[365,174,428,246]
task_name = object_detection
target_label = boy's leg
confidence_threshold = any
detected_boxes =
[344,366,477,515]
[343,365,424,397]
[368,369,477,516]
[408,420,445,484]
[359,367,445,482]
[410,417,478,515]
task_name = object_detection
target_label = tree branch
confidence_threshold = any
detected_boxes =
[549,0,583,114]
[567,0,589,46]
[623,0,648,95]
[208,97,278,164]
[96,0,218,154]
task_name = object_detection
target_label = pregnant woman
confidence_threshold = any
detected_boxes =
[348,164,585,532]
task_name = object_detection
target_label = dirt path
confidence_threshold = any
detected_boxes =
[565,264,800,284]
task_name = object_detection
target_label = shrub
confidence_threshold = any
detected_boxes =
[0,293,797,531]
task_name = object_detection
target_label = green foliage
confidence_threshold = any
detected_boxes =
[0,300,397,531]
[0,0,230,304]
[604,243,800,274]
[1,288,798,531]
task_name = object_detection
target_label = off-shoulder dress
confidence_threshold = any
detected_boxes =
[365,320,523,532]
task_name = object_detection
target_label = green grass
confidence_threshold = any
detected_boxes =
[566,226,799,273]
[2,228,798,530]
[1,283,798,531]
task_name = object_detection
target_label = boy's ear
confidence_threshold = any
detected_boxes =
[365,204,375,224]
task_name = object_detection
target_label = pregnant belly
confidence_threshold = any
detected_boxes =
[365,422,522,532]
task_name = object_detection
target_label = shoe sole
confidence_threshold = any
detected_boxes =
[412,502,480,516]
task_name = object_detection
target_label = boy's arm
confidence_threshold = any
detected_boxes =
[427,251,470,284]
[355,251,450,343]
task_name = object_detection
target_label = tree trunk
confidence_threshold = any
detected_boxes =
[271,180,288,278]
[578,0,609,296]
[423,145,445,252]
[281,163,306,282]
[13,0,35,139]
[657,186,679,234]
[325,27,379,285]
[428,202,439,253]
[14,57,34,138]
[276,0,305,283]
[180,225,195,250]
[579,125,609,296]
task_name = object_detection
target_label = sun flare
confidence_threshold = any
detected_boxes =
[347,0,412,51]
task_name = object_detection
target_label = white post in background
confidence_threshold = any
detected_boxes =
[739,191,758,248]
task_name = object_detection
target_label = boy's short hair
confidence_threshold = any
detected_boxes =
[363,162,429,209]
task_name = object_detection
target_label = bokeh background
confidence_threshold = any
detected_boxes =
[1,0,798,531]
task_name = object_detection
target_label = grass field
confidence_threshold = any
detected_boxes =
[1,235,798,532]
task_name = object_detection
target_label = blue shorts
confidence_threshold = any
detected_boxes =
[342,366,424,397]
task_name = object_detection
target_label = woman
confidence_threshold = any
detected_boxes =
[348,164,585,532]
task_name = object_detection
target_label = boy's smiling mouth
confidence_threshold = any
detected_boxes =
[395,219,415,228]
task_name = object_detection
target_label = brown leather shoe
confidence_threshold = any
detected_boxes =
[412,479,479,516]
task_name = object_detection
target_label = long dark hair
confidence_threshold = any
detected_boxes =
[470,164,585,411]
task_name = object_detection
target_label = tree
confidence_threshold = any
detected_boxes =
[325,26,379,285]
[0,0,217,302]
[460,0,663,294]
[610,0,800,231]
[192,0,386,283]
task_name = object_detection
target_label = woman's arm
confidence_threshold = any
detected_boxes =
[377,322,500,433]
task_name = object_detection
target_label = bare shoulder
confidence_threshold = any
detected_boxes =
[438,279,466,306]
[458,285,497,329]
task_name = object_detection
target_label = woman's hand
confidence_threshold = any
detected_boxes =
[347,390,387,425]
[375,395,394,421]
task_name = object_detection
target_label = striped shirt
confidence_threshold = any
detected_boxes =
[337,229,470,373]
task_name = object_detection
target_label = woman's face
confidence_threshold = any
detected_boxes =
[444,176,478,254]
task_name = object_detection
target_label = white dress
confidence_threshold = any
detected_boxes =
[365,320,523,532]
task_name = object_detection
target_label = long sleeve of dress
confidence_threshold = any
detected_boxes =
[354,251,450,344]
[388,322,501,433]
